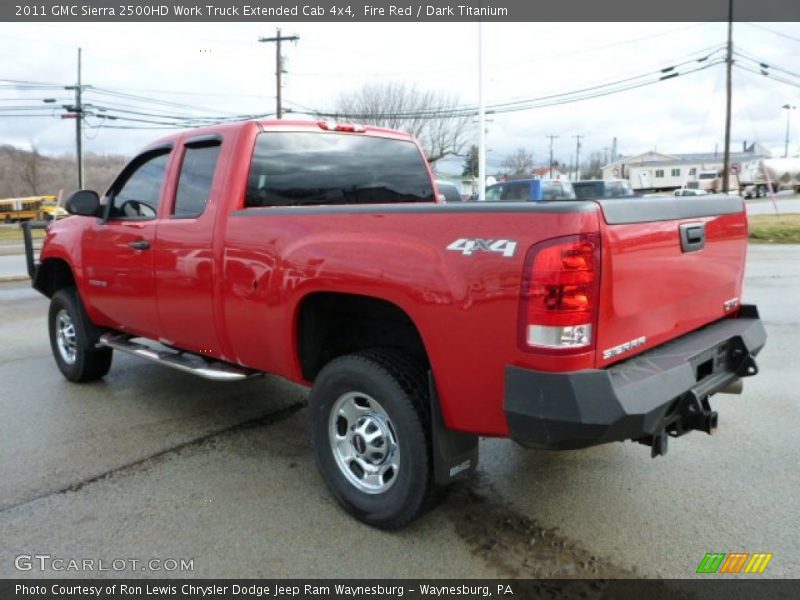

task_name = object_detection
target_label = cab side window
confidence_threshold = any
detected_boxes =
[173,142,221,218]
[108,151,170,220]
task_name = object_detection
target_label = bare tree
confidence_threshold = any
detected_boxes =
[20,141,44,195]
[330,82,472,163]
[0,144,128,199]
[501,148,535,179]
[584,150,605,179]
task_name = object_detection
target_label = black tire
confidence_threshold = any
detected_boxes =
[48,288,112,382]
[309,349,432,530]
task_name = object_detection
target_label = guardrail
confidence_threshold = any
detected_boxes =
[21,220,48,279]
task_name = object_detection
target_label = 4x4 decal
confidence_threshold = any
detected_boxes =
[446,238,518,257]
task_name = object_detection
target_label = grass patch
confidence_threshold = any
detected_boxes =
[749,213,800,244]
[0,226,45,243]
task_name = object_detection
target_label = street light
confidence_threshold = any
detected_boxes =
[782,104,796,158]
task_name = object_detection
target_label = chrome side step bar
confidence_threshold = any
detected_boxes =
[98,333,259,382]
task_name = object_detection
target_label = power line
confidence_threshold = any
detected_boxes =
[305,49,725,119]
[86,87,236,115]
[495,44,725,105]
[734,63,800,89]
[292,22,712,78]
[0,78,64,88]
[302,58,724,121]
[734,49,800,80]
[745,22,800,44]
[471,51,725,114]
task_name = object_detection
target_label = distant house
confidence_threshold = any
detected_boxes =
[602,143,771,192]
[530,166,568,180]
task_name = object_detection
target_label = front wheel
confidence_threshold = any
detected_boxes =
[48,288,112,382]
[309,349,432,529]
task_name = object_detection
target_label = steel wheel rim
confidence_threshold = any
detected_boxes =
[55,309,77,365]
[329,391,399,494]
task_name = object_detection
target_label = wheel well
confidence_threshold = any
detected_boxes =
[297,293,429,381]
[34,258,76,297]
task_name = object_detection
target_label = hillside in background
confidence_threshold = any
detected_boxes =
[0,145,128,200]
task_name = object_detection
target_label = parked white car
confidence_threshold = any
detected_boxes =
[674,188,710,197]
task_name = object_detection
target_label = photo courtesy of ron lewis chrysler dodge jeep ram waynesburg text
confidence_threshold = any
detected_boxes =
[23,119,765,529]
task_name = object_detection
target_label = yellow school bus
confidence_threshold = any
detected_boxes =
[0,196,67,222]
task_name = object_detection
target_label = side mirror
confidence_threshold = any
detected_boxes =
[65,190,102,217]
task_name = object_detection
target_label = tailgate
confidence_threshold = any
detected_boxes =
[594,195,748,368]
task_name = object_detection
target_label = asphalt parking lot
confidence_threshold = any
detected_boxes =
[0,244,798,580]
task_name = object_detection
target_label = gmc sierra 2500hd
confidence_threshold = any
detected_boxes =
[24,119,766,529]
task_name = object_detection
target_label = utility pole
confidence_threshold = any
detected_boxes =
[722,0,733,193]
[75,48,83,189]
[546,135,559,177]
[63,48,84,189]
[573,135,583,181]
[783,104,796,158]
[258,28,299,119]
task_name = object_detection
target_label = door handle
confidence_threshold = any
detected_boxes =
[128,240,151,250]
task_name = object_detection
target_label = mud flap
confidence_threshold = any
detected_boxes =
[428,373,479,485]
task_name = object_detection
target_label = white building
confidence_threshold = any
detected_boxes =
[602,143,771,192]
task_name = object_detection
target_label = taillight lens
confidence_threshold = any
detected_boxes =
[518,234,600,353]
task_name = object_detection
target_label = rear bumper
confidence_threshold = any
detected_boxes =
[504,305,767,455]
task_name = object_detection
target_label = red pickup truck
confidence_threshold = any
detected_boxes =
[24,120,766,529]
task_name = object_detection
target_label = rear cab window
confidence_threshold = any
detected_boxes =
[173,138,222,218]
[245,132,434,207]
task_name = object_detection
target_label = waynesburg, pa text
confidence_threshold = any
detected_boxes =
[15,584,514,597]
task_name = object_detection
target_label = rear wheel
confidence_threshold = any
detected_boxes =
[309,349,432,529]
[48,288,112,382]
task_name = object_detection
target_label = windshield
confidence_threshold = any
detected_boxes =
[245,132,434,207]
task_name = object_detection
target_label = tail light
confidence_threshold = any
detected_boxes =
[518,234,600,353]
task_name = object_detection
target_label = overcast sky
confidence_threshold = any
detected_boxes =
[1,21,799,175]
